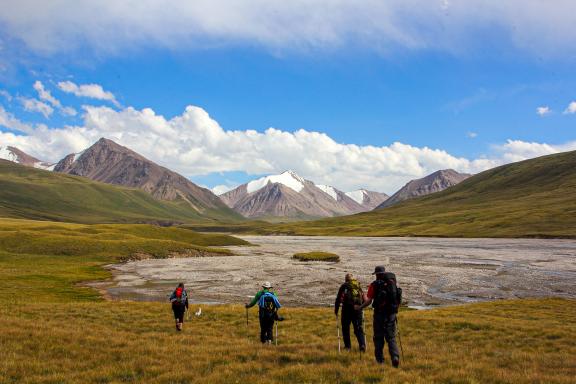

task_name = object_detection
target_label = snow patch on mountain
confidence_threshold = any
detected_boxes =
[316,184,338,200]
[246,170,305,194]
[72,150,86,162]
[345,189,366,204]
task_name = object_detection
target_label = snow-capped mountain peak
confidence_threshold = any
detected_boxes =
[246,170,305,194]
[315,184,338,200]
[345,189,367,204]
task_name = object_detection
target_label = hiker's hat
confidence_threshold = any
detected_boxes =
[262,281,273,289]
[372,266,386,275]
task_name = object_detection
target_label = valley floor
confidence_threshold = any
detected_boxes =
[0,218,574,383]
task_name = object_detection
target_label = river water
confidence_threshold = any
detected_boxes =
[105,236,576,308]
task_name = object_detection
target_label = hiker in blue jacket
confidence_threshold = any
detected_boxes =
[245,281,282,344]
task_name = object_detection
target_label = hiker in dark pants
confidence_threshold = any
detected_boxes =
[356,266,401,367]
[169,282,189,331]
[335,273,366,351]
[245,282,282,344]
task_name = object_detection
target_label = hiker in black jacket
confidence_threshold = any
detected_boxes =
[356,266,401,367]
[169,283,189,331]
[335,273,366,351]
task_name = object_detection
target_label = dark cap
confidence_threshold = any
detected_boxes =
[372,266,386,275]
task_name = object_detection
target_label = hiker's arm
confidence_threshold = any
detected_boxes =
[169,292,176,302]
[356,298,372,311]
[355,284,373,310]
[334,285,344,316]
[185,293,189,309]
[246,291,261,308]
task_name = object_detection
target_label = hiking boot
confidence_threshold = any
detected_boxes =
[359,345,366,352]
[392,357,400,368]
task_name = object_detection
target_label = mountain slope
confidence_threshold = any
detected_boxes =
[376,169,470,209]
[0,160,235,224]
[250,151,576,238]
[0,146,54,170]
[54,138,240,222]
[220,170,370,220]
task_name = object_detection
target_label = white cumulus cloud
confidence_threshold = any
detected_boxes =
[564,101,576,114]
[466,132,478,139]
[33,80,61,108]
[19,97,54,118]
[536,106,551,116]
[57,81,119,107]
[1,103,575,193]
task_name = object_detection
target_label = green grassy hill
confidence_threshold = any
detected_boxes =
[195,150,576,238]
[0,160,242,224]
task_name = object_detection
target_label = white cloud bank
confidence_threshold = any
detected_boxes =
[1,1,576,58]
[1,104,575,193]
[58,81,119,107]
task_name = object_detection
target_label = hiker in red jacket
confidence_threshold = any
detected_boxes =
[356,266,402,367]
[169,283,189,331]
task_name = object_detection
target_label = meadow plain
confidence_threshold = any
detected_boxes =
[0,218,575,383]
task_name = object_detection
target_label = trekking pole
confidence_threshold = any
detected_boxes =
[246,307,249,328]
[336,314,341,353]
[275,321,278,346]
[396,317,405,361]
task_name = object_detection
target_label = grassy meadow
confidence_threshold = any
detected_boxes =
[0,217,574,383]
[293,251,340,262]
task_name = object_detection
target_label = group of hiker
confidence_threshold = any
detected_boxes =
[169,265,402,367]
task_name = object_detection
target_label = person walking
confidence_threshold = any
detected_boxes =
[335,273,366,351]
[245,282,282,344]
[169,282,189,331]
[356,266,402,367]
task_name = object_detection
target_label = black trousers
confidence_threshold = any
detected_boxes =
[172,303,186,323]
[259,313,275,343]
[373,311,399,363]
[341,307,365,349]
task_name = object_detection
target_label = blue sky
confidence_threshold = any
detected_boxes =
[1,1,575,194]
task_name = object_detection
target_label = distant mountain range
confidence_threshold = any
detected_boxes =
[375,169,471,209]
[252,150,576,238]
[219,171,388,220]
[1,138,473,222]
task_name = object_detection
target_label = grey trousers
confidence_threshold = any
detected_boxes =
[372,311,400,363]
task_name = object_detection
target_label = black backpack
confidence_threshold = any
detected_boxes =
[372,272,402,314]
[260,293,278,318]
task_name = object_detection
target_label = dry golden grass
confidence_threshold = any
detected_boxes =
[0,300,574,383]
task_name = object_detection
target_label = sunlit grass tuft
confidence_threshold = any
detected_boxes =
[293,251,340,262]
